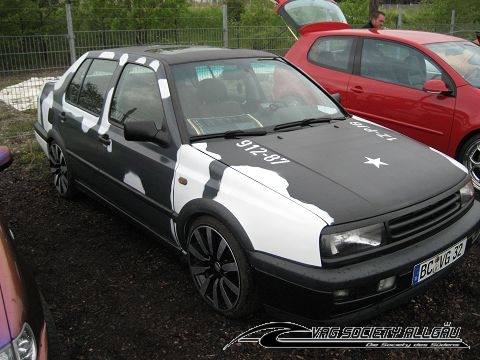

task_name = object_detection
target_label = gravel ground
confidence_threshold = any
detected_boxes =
[0,135,479,360]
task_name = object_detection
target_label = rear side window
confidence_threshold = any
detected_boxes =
[308,37,354,72]
[65,59,91,104]
[66,59,117,115]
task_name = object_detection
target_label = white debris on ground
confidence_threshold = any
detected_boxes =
[0,77,57,111]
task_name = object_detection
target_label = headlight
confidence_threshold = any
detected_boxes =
[320,223,385,258]
[0,324,37,360]
[460,180,475,206]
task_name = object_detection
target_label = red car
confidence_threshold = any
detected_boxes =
[0,146,49,360]
[275,0,480,189]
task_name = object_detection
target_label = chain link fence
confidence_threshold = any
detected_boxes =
[0,25,295,112]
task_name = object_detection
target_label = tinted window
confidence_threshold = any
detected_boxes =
[65,59,91,104]
[110,64,165,128]
[360,39,444,89]
[308,37,354,72]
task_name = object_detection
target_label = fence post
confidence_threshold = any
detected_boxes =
[66,1,76,64]
[223,4,229,48]
[396,7,403,29]
[450,9,456,35]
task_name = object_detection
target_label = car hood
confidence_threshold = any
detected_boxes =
[195,117,467,224]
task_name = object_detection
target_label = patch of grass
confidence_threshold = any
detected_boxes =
[0,101,43,169]
[0,118,36,138]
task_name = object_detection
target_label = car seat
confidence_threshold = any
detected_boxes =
[404,55,426,89]
[197,78,243,117]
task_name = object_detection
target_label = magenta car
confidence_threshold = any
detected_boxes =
[0,146,48,360]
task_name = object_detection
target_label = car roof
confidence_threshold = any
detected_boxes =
[306,28,466,45]
[89,46,278,65]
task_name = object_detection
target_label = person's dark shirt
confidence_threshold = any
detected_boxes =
[362,21,375,28]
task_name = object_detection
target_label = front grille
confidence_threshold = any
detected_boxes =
[386,192,462,241]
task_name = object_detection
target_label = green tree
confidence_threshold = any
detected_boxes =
[417,0,479,24]
[368,0,379,19]
[240,0,282,27]
[226,0,245,23]
[0,0,64,35]
[338,0,369,26]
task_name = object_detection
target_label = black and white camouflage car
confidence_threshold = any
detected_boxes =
[35,45,480,324]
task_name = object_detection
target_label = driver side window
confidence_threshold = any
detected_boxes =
[360,39,444,90]
[110,64,165,129]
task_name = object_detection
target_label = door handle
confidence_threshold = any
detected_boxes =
[98,134,111,146]
[350,86,364,94]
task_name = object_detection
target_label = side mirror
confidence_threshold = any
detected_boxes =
[124,119,169,147]
[423,79,451,95]
[0,146,13,171]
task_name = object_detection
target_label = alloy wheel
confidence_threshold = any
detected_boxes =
[188,225,241,312]
[49,142,70,196]
[461,138,480,190]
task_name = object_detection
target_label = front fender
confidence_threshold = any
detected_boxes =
[172,145,328,266]
[175,198,254,252]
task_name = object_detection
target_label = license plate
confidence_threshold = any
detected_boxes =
[412,238,467,285]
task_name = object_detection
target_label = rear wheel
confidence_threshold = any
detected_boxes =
[458,134,480,190]
[187,216,259,318]
[48,141,75,198]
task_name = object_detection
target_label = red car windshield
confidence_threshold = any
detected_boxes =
[426,41,480,88]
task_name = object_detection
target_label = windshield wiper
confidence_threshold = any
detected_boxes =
[273,117,344,131]
[190,129,268,142]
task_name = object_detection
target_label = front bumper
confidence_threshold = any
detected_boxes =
[250,200,480,325]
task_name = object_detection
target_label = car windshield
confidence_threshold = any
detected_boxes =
[171,58,344,137]
[426,41,480,88]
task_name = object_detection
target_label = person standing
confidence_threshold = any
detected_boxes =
[363,10,386,29]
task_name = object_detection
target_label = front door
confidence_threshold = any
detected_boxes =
[344,38,456,153]
[93,62,178,245]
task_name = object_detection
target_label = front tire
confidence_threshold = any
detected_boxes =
[48,141,75,198]
[458,134,480,190]
[187,216,259,318]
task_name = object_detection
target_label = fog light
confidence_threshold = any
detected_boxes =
[333,289,350,299]
[377,276,396,292]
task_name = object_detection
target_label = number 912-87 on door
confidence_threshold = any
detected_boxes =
[412,238,467,285]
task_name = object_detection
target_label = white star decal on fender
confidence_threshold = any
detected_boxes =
[364,157,388,168]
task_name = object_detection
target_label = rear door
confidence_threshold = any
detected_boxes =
[344,38,456,152]
[60,58,117,181]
